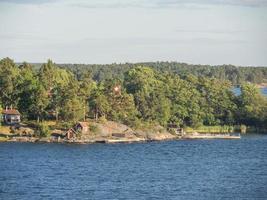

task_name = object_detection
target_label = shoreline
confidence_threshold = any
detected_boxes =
[1,121,253,144]
[256,83,267,88]
[0,133,241,144]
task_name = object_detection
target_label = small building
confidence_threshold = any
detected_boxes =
[66,122,89,140]
[2,109,21,125]
[74,122,89,134]
[167,124,185,136]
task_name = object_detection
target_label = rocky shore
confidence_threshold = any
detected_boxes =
[0,121,241,144]
[0,121,177,144]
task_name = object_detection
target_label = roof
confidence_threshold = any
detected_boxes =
[77,122,89,128]
[2,109,21,115]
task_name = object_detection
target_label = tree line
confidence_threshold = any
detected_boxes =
[54,62,267,84]
[1,57,267,129]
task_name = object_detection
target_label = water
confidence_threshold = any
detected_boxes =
[233,87,267,96]
[1,135,267,200]
[262,87,267,96]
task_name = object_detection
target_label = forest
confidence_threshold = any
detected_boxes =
[53,62,267,84]
[1,57,267,129]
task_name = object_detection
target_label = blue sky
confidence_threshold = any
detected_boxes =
[0,0,267,66]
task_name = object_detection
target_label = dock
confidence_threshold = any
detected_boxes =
[182,133,241,139]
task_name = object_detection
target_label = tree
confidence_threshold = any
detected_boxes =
[38,59,57,90]
[49,68,73,121]
[78,70,96,121]
[89,90,111,120]
[17,62,39,119]
[0,57,20,107]
[237,83,267,127]
[124,67,170,125]
[29,83,50,122]
[60,77,84,122]
[192,77,237,126]
[167,75,203,127]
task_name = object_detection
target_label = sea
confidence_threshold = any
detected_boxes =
[1,134,267,199]
[233,87,267,96]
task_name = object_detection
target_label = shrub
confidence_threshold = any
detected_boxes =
[89,124,99,133]
[56,121,75,130]
[10,126,16,134]
[240,124,247,134]
[35,123,51,137]
[98,116,107,124]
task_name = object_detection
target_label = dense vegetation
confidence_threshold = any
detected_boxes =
[52,62,267,84]
[1,57,267,129]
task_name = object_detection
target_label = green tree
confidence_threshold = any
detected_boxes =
[78,70,96,121]
[0,57,20,107]
[124,67,170,125]
[17,62,39,119]
[237,83,267,127]
[36,123,51,137]
[60,77,84,122]
[30,84,50,122]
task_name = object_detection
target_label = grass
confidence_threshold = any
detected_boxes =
[0,136,8,142]
[185,125,234,133]
[0,126,11,134]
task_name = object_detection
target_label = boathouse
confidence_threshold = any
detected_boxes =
[66,122,89,139]
[74,122,89,134]
[167,124,185,135]
[2,108,21,125]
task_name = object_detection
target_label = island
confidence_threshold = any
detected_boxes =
[0,57,266,144]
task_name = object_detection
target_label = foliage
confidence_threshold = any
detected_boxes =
[57,62,267,84]
[185,125,234,133]
[89,124,99,134]
[35,123,51,137]
[0,58,20,107]
[0,57,267,130]
[0,104,2,126]
[236,84,267,127]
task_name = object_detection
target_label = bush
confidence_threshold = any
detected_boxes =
[10,126,16,134]
[56,121,75,130]
[240,124,247,134]
[98,116,107,124]
[89,124,99,133]
[35,123,51,137]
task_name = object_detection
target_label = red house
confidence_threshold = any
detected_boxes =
[66,122,89,139]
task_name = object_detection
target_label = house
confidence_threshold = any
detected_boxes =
[167,124,185,136]
[66,122,89,139]
[2,108,21,125]
[74,122,89,134]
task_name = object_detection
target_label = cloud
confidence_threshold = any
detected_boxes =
[156,0,267,7]
[70,0,267,9]
[0,0,55,4]
[1,0,266,7]
[175,28,248,34]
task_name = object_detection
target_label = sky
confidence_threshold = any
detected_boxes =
[0,0,267,66]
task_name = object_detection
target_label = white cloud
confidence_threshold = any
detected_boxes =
[156,0,267,7]
[1,0,267,7]
[0,0,266,65]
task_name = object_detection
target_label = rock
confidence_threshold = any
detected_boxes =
[16,127,35,136]
[89,121,135,138]
[135,125,176,141]
[9,136,37,142]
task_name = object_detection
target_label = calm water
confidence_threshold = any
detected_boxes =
[233,87,267,96]
[1,135,267,200]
